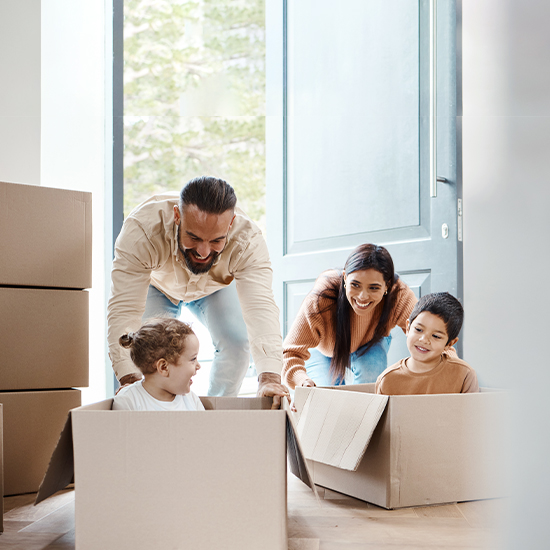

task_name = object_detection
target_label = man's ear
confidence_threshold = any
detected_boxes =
[229,213,236,229]
[174,205,181,225]
[445,337,459,350]
[343,270,347,283]
[405,319,411,335]
[155,358,170,377]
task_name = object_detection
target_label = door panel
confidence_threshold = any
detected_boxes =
[267,0,461,362]
[287,0,420,248]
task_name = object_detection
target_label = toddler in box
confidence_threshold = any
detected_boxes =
[375,292,479,394]
[113,318,205,411]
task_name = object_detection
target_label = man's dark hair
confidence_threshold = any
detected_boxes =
[409,292,464,343]
[180,176,237,214]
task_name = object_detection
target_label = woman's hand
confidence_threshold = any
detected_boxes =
[290,378,316,412]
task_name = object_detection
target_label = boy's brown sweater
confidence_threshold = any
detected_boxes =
[375,351,480,395]
[282,270,417,389]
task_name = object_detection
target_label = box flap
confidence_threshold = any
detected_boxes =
[35,399,112,505]
[34,413,74,505]
[283,401,316,493]
[296,387,388,471]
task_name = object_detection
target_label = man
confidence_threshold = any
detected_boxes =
[107,176,289,407]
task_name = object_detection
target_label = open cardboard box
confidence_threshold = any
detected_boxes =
[37,396,314,550]
[294,384,509,509]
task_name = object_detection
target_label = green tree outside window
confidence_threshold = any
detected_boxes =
[124,0,266,232]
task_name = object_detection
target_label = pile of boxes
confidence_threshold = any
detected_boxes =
[0,181,91,498]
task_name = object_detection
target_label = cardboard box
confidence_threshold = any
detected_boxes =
[0,404,4,532]
[0,389,81,496]
[0,287,89,390]
[294,384,508,509]
[37,397,313,550]
[0,181,92,289]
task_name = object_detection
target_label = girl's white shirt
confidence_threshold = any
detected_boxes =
[112,379,205,411]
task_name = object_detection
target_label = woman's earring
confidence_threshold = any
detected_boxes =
[384,290,387,295]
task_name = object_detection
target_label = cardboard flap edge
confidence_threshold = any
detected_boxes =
[34,411,74,505]
[296,387,389,471]
[284,401,317,495]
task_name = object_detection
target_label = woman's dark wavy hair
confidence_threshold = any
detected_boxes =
[316,243,400,383]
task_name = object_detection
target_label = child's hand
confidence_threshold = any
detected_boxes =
[257,372,291,409]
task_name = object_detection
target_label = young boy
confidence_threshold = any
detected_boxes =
[113,318,205,411]
[375,292,479,395]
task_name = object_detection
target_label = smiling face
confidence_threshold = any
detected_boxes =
[343,268,388,316]
[174,204,235,274]
[164,333,201,396]
[406,311,458,372]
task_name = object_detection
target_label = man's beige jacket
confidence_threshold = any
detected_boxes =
[107,193,283,381]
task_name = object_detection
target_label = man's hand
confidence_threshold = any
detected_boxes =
[116,373,143,395]
[257,372,291,410]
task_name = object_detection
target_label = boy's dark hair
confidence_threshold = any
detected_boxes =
[180,176,237,215]
[409,292,464,343]
[119,318,195,375]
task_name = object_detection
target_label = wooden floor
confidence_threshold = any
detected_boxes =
[1,476,508,549]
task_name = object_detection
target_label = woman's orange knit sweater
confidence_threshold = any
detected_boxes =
[282,270,417,389]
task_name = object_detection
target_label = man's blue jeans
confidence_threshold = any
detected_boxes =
[142,284,249,396]
[305,336,392,386]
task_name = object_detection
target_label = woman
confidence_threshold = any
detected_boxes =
[282,243,417,389]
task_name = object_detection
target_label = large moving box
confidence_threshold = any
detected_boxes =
[0,287,89,390]
[294,384,508,509]
[0,181,92,289]
[0,390,81,495]
[1,404,3,531]
[37,397,313,550]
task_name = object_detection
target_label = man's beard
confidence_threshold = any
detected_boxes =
[180,245,219,274]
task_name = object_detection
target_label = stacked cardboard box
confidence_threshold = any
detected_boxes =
[0,181,91,496]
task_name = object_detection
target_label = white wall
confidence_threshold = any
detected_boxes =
[0,0,41,184]
[462,0,550,546]
[41,0,109,404]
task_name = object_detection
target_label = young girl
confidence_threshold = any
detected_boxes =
[282,243,417,389]
[113,318,205,411]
